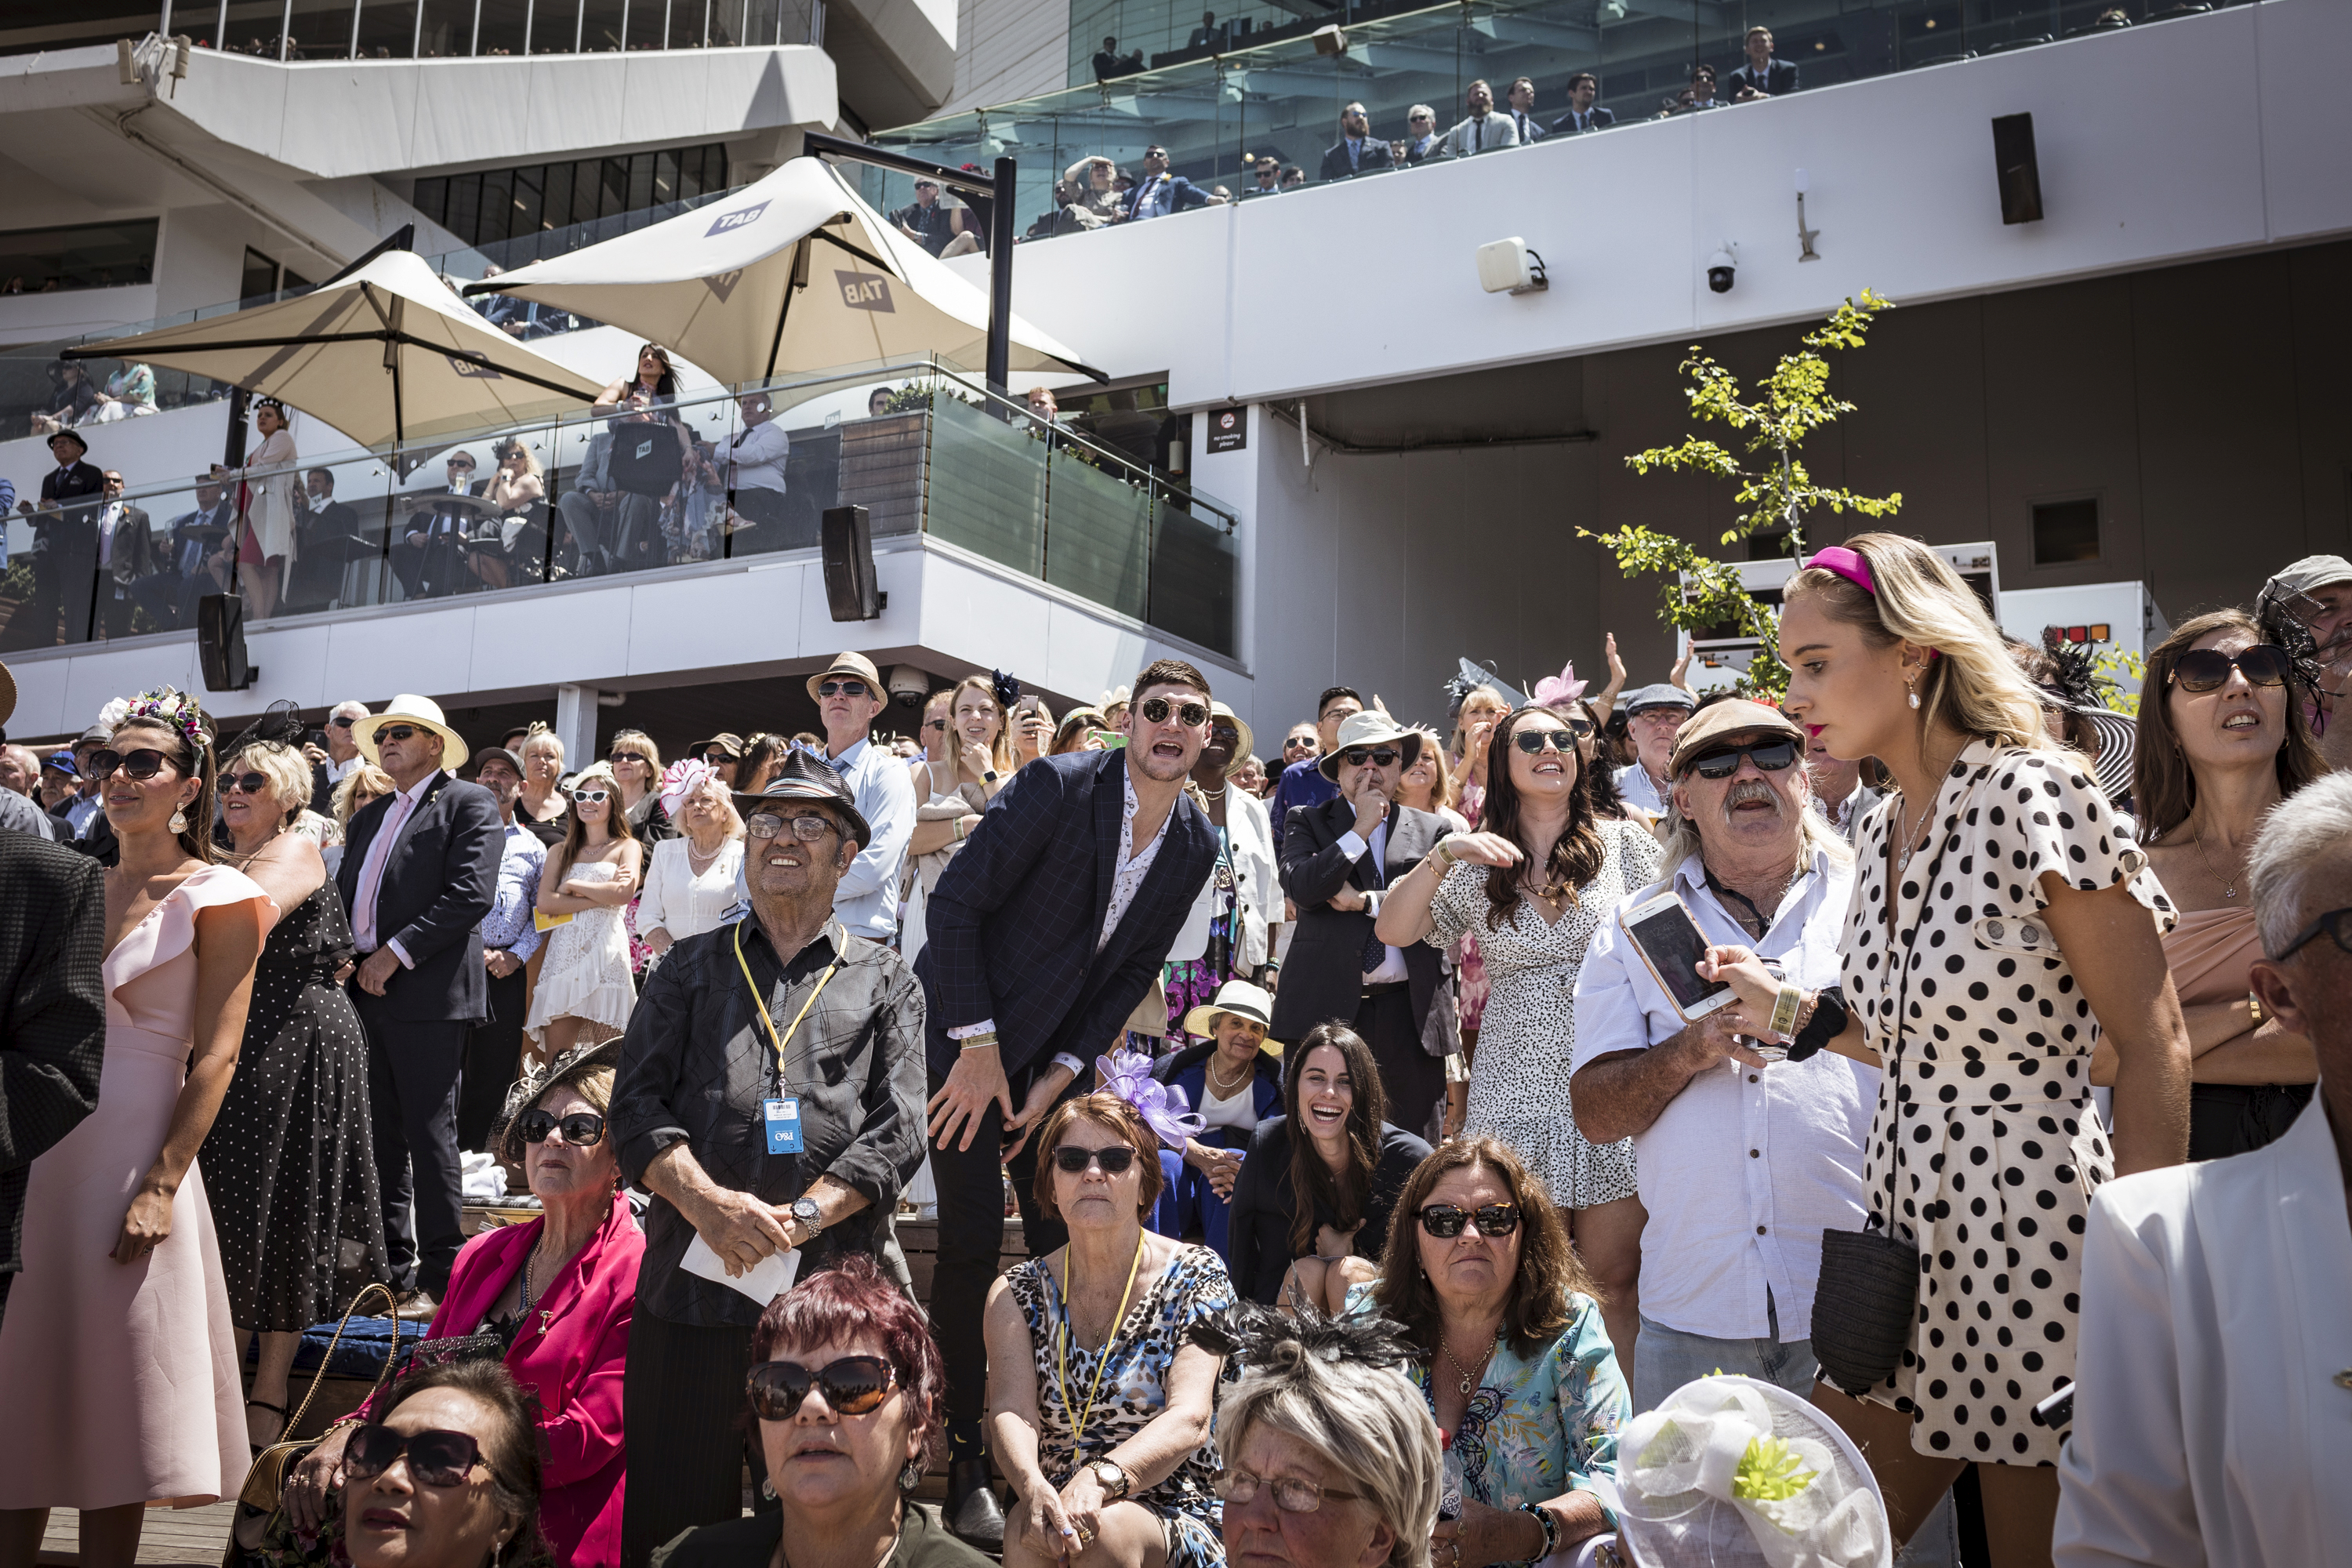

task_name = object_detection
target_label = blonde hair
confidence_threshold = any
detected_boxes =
[225,739,315,823]
[1450,685,1509,755]
[947,674,1014,779]
[332,764,395,826]
[1783,531,2051,754]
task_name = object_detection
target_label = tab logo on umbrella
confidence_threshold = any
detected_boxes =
[836,272,896,314]
[705,269,746,303]
[706,201,770,237]
[445,350,504,379]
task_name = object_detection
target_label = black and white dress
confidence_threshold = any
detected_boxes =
[1842,739,2175,1466]
[201,880,388,1331]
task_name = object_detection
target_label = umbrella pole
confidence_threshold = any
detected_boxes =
[763,239,804,383]
[987,155,1015,404]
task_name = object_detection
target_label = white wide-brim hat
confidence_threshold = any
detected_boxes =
[356,692,470,771]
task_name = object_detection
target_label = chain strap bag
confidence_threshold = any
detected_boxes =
[224,1283,401,1566]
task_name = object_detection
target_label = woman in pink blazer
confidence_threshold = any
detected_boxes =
[288,1040,642,1568]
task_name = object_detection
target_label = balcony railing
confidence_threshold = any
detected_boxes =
[0,361,1240,662]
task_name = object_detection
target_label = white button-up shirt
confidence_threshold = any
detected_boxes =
[821,737,916,942]
[1334,819,1410,983]
[1570,845,1876,1341]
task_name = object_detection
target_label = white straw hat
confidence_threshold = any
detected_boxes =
[355,693,470,771]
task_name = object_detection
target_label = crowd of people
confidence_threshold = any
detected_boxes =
[1,535,2350,1568]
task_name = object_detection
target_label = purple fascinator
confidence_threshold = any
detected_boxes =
[1094,1047,1205,1148]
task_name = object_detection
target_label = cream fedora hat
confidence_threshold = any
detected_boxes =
[355,693,470,771]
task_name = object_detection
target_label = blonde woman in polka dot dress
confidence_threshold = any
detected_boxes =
[1702,533,2190,1568]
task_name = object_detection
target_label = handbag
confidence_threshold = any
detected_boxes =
[226,1283,399,1565]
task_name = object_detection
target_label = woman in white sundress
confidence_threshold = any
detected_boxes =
[524,760,641,1070]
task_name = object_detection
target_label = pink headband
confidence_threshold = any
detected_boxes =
[1804,545,1876,596]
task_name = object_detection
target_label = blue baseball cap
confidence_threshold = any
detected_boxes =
[42,750,77,776]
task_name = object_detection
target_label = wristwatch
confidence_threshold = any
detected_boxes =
[789,1197,822,1242]
[1088,1458,1132,1499]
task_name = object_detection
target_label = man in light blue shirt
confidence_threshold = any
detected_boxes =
[458,746,545,1150]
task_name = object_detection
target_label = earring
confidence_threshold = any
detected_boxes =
[169,807,189,833]
[1905,675,1921,712]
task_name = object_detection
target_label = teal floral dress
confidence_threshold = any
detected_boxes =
[1348,1284,1628,1524]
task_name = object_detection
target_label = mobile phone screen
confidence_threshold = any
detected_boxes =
[1626,902,1730,1011]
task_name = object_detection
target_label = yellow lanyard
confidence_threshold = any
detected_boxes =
[734,921,841,1093]
[1054,1231,1146,1464]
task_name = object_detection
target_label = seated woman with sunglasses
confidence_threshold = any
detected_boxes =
[524,760,641,1070]
[339,1359,550,1568]
[287,1040,641,1568]
[1346,1139,1627,1568]
[652,1255,990,1568]
[1375,704,1661,1367]
[2126,611,2325,1161]
[985,1090,1236,1568]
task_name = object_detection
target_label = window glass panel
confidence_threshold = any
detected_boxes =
[446,172,485,244]
[626,152,655,212]
[478,0,532,53]
[627,0,665,49]
[415,0,465,54]
[353,0,419,56]
[653,148,681,206]
[582,0,625,50]
[285,0,358,56]
[742,0,782,45]
[240,246,281,302]
[671,0,707,47]
[413,176,449,227]
[0,220,160,293]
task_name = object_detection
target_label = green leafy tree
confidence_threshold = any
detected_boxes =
[1581,290,1903,702]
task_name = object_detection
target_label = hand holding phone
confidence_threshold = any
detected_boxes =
[1618,893,1738,1021]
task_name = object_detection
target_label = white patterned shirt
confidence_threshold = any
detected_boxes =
[1098,765,1171,954]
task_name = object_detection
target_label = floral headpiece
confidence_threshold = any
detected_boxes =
[1093,1046,1204,1148]
[1530,660,1588,710]
[659,757,717,818]
[121,687,211,753]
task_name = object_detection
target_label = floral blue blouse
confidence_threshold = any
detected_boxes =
[1347,1284,1628,1518]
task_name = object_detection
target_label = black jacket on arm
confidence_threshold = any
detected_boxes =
[0,833,106,1304]
[335,771,503,1023]
[1269,795,1450,1044]
[914,748,1218,1083]
[1225,1113,1432,1304]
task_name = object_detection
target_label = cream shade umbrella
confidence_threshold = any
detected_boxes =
[67,249,608,449]
[462,156,1102,386]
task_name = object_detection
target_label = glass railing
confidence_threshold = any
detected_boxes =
[2,0,822,61]
[866,0,2255,230]
[0,360,1240,659]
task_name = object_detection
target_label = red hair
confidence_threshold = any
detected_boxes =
[751,1255,946,1468]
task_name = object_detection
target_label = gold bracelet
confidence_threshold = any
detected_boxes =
[1435,840,1457,866]
[1769,982,1803,1038]
[959,1032,1000,1051]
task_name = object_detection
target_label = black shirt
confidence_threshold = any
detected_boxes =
[1225,1115,1432,1304]
[654,1499,989,1568]
[612,917,927,1327]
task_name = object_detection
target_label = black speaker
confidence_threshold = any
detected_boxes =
[195,593,259,691]
[1991,113,2044,226]
[820,504,885,622]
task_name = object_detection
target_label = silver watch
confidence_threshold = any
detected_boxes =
[790,1197,822,1236]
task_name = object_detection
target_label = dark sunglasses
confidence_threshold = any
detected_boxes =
[1138,697,1210,727]
[1210,724,1242,746]
[923,717,950,731]
[514,1109,606,1147]
[343,1424,486,1488]
[818,679,871,698]
[747,811,839,841]
[1340,746,1401,768]
[1284,737,1317,751]
[222,771,272,795]
[1512,728,1584,755]
[89,747,172,782]
[2170,644,2292,694]
[702,750,739,764]
[2278,906,2352,961]
[1051,1144,1138,1174]
[746,1356,898,1421]
[328,716,356,728]
[1418,1203,1520,1238]
[1686,739,1800,780]
[375,724,420,744]
[611,751,649,766]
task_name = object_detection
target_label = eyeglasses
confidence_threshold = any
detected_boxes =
[343,1425,487,1489]
[747,811,839,841]
[513,1109,606,1147]
[222,771,272,795]
[375,724,419,744]
[924,718,949,731]
[89,748,172,782]
[1338,746,1400,768]
[1685,739,1800,780]
[1417,1203,1520,1238]
[1138,697,1210,727]
[746,1356,898,1421]
[818,679,871,698]
[1512,728,1583,756]
[1214,1468,1365,1514]
[1628,707,1688,725]
[611,751,649,767]
[1051,1144,1138,1174]
[571,788,610,804]
[2278,906,2352,961]
[2170,644,2292,694]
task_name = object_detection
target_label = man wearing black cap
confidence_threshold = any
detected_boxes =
[1613,682,1697,817]
[612,750,927,1565]
[4,430,104,649]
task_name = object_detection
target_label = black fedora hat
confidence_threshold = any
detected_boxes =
[731,748,872,848]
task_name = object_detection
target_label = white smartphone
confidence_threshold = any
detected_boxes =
[1618,891,1738,1020]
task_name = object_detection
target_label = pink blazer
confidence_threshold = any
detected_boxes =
[381,1192,642,1568]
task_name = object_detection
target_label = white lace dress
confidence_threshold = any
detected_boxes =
[524,861,637,1045]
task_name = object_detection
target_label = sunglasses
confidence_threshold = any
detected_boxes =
[611,751,649,767]
[818,679,871,698]
[572,788,610,804]
[222,771,272,795]
[1210,725,1242,746]
[2278,906,2352,961]
[1417,1203,1520,1238]
[328,716,356,729]
[1339,746,1400,768]
[1512,728,1584,755]
[1214,1469,1366,1515]
[747,811,838,841]
[343,1424,486,1489]
[513,1109,606,1147]
[375,724,420,744]
[89,747,173,782]
[1284,737,1316,752]
[1051,1144,1138,1174]
[702,750,739,764]
[1138,697,1210,727]
[746,1356,898,1421]
[924,718,949,731]
[2170,644,2292,694]
[1686,739,1800,779]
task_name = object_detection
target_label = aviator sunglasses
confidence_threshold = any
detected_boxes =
[746,1356,898,1421]
[343,1425,488,1489]
[1417,1202,1521,1239]
[1138,697,1210,727]
[2169,644,2292,694]
[1686,739,1800,780]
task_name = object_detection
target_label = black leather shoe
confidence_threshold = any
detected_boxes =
[946,1457,1006,1552]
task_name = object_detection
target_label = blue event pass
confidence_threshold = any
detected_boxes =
[764,1096,804,1155]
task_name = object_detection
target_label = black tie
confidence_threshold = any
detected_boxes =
[1359,830,1388,972]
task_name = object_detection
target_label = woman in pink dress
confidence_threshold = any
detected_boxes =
[0,689,276,1568]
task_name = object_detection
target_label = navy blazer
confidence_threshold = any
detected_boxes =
[1318,137,1395,182]
[1726,58,1798,98]
[1153,1040,1283,1146]
[336,770,504,1023]
[916,749,1218,1082]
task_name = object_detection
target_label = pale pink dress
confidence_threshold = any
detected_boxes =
[0,865,277,1510]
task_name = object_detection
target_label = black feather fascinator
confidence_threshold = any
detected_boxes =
[1185,1299,1417,1372]
[991,669,1022,711]
[2038,626,2103,711]
[218,699,305,760]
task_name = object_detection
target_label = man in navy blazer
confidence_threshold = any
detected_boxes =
[1319,102,1396,182]
[916,658,1220,1547]
[1726,27,1798,99]
[337,695,503,1313]
[1124,145,1225,221]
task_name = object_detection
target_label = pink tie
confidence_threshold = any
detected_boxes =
[354,789,417,952]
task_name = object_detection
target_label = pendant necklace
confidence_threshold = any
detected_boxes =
[2191,826,2240,901]
[1439,1333,1494,1397]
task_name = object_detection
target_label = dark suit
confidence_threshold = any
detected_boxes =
[95,500,157,638]
[1272,794,1452,1131]
[1550,105,1617,135]
[10,459,104,648]
[132,498,235,631]
[0,834,106,1321]
[1123,172,1219,221]
[1319,136,1396,182]
[336,769,503,1294]
[1726,58,1798,98]
[913,748,1218,1461]
[393,478,490,601]
[288,495,361,612]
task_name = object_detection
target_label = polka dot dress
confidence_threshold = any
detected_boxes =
[1841,740,2176,1467]
[201,881,390,1332]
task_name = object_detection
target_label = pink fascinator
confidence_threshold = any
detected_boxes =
[659,757,717,818]
[1094,1047,1205,1148]
[1530,661,1588,710]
